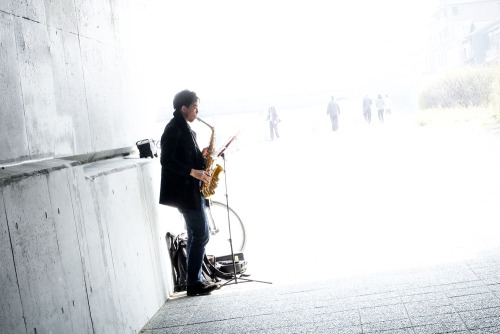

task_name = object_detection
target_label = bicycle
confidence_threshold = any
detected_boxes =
[205,199,246,257]
[150,137,246,257]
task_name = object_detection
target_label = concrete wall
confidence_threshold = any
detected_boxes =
[0,157,177,334]
[0,2,181,332]
[0,0,149,164]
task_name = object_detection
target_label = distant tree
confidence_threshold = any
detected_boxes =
[419,66,495,110]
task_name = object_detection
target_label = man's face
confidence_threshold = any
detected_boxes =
[181,101,199,122]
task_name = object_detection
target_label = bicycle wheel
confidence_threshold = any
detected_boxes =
[205,201,246,257]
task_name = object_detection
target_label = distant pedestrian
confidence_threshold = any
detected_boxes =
[376,94,385,123]
[362,95,372,124]
[384,94,393,116]
[326,96,340,131]
[266,106,280,140]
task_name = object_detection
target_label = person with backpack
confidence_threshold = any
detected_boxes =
[266,106,280,140]
[159,90,218,296]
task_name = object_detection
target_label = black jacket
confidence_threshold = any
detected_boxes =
[159,110,205,211]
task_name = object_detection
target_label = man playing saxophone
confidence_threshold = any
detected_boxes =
[159,89,218,296]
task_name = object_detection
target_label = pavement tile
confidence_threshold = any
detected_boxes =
[362,318,413,333]
[364,328,415,334]
[470,325,500,333]
[399,285,444,297]
[257,324,317,334]
[357,289,401,299]
[397,277,438,291]
[274,309,317,326]
[140,328,182,334]
[440,279,485,290]
[358,296,403,309]
[466,255,500,267]
[435,267,480,285]
[355,282,400,297]
[269,300,316,313]
[473,270,500,281]
[468,316,500,331]
[450,292,500,312]
[313,290,357,303]
[404,297,454,318]
[469,259,500,279]
[141,310,189,330]
[400,291,446,304]
[313,309,360,327]
[407,304,456,318]
[412,319,468,334]
[314,297,358,312]
[359,303,409,323]
[187,307,259,324]
[483,277,500,286]
[444,284,492,298]
[487,283,500,297]
[460,307,500,330]
[244,310,316,331]
[178,317,257,334]
[314,323,363,333]
[410,312,463,327]
[414,331,468,334]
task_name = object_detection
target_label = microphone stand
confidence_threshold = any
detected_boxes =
[218,151,272,287]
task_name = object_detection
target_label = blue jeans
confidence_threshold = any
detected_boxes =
[179,197,210,286]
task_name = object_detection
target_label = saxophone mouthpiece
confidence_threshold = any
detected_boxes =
[197,117,213,129]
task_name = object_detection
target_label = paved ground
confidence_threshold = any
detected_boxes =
[144,114,500,333]
[140,246,500,334]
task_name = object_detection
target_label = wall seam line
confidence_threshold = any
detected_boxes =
[2,188,29,333]
[67,168,96,333]
[72,0,93,154]
[11,12,32,158]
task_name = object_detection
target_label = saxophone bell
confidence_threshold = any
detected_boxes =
[197,117,224,199]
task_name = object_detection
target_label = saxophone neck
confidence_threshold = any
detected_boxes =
[197,117,214,130]
[197,117,215,156]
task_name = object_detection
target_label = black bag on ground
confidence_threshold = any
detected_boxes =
[213,253,247,275]
[136,139,158,158]
[166,232,247,292]
[166,232,222,292]
[166,232,188,292]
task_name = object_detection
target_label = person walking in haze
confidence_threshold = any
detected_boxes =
[384,94,393,116]
[326,96,340,131]
[266,106,280,140]
[362,95,372,124]
[159,89,218,296]
[376,94,385,123]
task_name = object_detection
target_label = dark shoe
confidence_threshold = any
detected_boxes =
[202,280,221,289]
[187,282,218,296]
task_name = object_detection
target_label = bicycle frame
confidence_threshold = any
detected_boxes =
[205,199,220,236]
[204,199,246,254]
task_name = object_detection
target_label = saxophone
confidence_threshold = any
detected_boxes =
[197,117,224,199]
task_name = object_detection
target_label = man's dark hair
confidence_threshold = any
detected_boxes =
[173,90,199,112]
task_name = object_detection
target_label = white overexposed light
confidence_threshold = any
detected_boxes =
[141,0,438,105]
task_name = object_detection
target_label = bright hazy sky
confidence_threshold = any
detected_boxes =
[135,0,439,109]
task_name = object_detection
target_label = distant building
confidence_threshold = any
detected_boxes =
[427,0,500,73]
[463,19,500,64]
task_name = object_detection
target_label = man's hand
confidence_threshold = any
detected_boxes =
[190,169,210,184]
[202,147,209,158]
